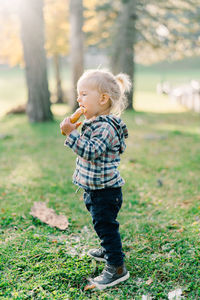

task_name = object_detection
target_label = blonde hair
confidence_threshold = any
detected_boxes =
[77,69,132,116]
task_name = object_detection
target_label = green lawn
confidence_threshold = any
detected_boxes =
[0,63,71,117]
[0,61,200,299]
[0,108,200,299]
[1,56,200,115]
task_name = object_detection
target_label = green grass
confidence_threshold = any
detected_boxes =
[1,57,200,115]
[0,63,71,116]
[135,56,200,93]
[0,108,200,299]
[0,59,200,298]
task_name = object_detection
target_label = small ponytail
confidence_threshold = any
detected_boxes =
[111,73,132,116]
[115,73,132,94]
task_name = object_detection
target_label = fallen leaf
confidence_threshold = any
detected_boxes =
[192,221,199,226]
[25,225,36,231]
[6,104,26,115]
[146,278,153,285]
[84,283,96,291]
[30,202,69,230]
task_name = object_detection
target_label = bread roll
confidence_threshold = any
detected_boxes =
[70,107,86,123]
[61,107,86,135]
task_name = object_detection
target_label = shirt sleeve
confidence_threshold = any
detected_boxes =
[64,123,114,161]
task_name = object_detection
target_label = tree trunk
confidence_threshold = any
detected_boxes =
[53,54,64,103]
[19,0,52,122]
[111,0,137,110]
[69,0,84,111]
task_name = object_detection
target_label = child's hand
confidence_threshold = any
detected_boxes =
[60,117,82,136]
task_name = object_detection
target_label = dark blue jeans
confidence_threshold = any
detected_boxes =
[84,187,125,266]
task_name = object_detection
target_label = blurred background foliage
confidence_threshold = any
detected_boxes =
[0,0,200,121]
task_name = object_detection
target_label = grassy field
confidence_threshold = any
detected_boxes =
[1,56,200,115]
[0,64,69,117]
[0,63,200,299]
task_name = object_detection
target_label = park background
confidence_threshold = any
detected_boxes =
[0,0,200,299]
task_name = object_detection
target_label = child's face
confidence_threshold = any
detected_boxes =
[77,81,106,120]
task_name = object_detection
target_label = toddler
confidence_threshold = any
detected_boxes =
[60,69,131,290]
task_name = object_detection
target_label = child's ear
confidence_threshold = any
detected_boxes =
[100,93,110,105]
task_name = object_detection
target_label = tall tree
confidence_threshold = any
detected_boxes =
[69,0,84,111]
[53,54,64,103]
[19,0,52,122]
[111,0,137,109]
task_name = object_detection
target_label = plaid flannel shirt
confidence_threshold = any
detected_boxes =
[64,115,128,190]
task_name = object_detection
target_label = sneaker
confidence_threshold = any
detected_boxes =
[88,248,106,262]
[89,263,130,290]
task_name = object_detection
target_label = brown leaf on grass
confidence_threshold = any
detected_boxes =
[84,283,96,291]
[146,278,153,285]
[30,202,69,230]
[6,104,26,115]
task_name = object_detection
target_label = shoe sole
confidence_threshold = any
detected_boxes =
[90,271,130,290]
[87,251,106,262]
